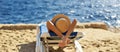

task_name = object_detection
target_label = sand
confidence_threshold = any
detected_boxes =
[0,25,37,52]
[75,28,120,52]
[0,23,120,52]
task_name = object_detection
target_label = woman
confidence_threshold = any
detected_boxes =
[46,14,77,48]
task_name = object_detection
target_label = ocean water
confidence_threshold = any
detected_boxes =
[0,0,120,27]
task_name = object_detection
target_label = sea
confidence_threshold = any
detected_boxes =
[0,0,120,28]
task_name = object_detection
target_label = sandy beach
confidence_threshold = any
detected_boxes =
[76,28,120,52]
[0,23,120,52]
[0,24,37,52]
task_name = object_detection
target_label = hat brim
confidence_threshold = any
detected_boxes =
[51,14,71,25]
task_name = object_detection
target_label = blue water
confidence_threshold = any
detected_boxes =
[0,0,120,27]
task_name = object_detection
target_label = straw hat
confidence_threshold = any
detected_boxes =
[51,14,71,33]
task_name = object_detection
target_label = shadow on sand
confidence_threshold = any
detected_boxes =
[17,41,65,52]
[17,42,36,52]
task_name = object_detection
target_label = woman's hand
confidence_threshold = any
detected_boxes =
[59,37,70,48]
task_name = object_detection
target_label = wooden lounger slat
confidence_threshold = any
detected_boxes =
[41,36,76,40]
[44,40,74,44]
[47,44,74,46]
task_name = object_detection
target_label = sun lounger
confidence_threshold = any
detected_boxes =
[36,23,84,52]
[36,14,84,52]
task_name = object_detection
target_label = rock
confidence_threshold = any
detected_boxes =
[0,24,37,30]
[76,22,108,30]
